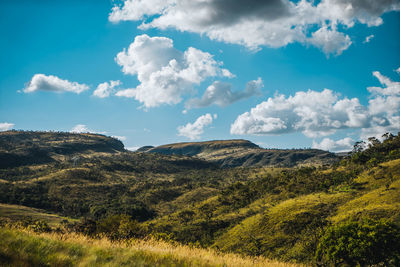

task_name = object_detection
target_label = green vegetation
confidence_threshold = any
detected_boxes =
[316,219,400,266]
[0,228,297,267]
[0,203,76,227]
[0,130,399,266]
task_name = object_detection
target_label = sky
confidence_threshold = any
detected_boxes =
[0,0,399,152]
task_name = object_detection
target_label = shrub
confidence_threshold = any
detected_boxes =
[97,214,143,240]
[315,218,400,266]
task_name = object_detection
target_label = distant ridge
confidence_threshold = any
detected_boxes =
[0,131,125,168]
[145,139,338,167]
[147,139,259,156]
[0,131,338,168]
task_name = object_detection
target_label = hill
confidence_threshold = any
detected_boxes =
[0,227,298,267]
[0,131,125,169]
[0,131,399,265]
[146,139,338,167]
[0,203,76,227]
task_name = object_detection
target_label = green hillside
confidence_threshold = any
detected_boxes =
[0,228,298,267]
[0,131,400,266]
[0,131,124,169]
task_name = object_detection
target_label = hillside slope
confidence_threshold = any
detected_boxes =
[1,131,399,265]
[146,139,338,167]
[0,228,298,267]
[0,131,125,168]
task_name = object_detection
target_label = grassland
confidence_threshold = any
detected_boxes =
[0,204,76,227]
[0,131,399,266]
[0,228,300,267]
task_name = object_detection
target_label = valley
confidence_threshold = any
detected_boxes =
[0,130,399,266]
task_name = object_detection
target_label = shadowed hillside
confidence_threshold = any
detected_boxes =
[0,131,125,169]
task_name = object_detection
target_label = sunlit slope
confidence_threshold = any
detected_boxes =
[0,228,300,267]
[147,139,338,167]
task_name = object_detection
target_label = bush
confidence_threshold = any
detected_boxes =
[97,214,143,240]
[316,218,400,266]
[27,220,51,233]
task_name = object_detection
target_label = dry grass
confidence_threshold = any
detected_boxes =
[0,204,76,227]
[0,227,302,267]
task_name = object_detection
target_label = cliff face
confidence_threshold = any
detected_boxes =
[147,139,338,167]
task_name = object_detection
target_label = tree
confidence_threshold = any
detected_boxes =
[316,218,400,266]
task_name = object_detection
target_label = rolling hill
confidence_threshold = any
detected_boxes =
[144,139,338,167]
[0,130,399,266]
[0,131,125,169]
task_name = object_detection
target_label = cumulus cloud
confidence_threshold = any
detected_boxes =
[109,0,400,55]
[114,34,232,108]
[0,122,14,131]
[126,146,140,151]
[308,26,352,56]
[111,135,127,141]
[93,80,121,98]
[24,74,89,94]
[70,124,91,133]
[70,124,117,137]
[363,34,375,43]
[367,71,400,96]
[312,137,354,152]
[231,89,369,138]
[231,68,400,139]
[109,0,172,22]
[362,69,400,139]
[177,113,215,140]
[186,78,263,109]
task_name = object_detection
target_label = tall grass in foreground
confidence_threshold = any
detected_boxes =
[0,228,301,267]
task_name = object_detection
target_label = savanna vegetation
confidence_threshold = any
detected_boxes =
[0,130,399,266]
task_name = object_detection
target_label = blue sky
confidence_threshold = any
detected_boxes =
[0,1,399,151]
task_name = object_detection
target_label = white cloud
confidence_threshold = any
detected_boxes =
[308,26,352,56]
[24,74,89,94]
[109,0,172,22]
[231,89,369,138]
[231,69,400,139]
[361,116,400,140]
[111,135,127,141]
[363,34,374,43]
[177,113,215,140]
[0,122,14,131]
[114,34,232,108]
[312,137,354,152]
[362,68,400,139]
[93,80,121,98]
[186,78,263,109]
[70,124,91,133]
[126,146,140,151]
[367,71,400,96]
[109,0,400,55]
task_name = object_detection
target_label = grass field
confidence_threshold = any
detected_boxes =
[0,228,301,267]
[0,204,76,227]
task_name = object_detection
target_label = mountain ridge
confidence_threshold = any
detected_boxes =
[0,131,338,168]
[145,139,338,167]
